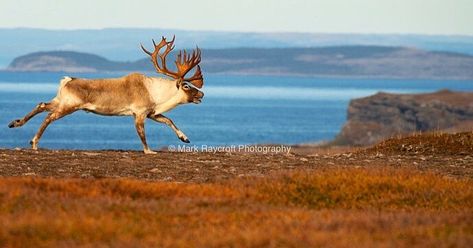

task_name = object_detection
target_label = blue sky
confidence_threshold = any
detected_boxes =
[1,0,472,35]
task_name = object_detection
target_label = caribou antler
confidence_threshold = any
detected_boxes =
[141,36,204,88]
[141,36,178,79]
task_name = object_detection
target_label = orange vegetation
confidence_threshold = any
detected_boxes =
[1,168,472,247]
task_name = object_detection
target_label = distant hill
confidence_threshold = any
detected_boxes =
[7,51,132,72]
[6,46,473,79]
[1,28,473,67]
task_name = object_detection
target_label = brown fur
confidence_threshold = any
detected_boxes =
[62,73,154,115]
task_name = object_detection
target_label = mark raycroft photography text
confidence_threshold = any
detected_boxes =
[168,144,292,154]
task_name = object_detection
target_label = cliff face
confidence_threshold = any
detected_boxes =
[333,90,473,146]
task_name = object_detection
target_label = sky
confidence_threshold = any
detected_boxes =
[0,0,472,35]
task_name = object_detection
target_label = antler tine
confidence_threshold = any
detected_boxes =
[194,49,201,64]
[168,35,175,44]
[177,50,183,65]
[197,47,202,62]
[140,44,152,56]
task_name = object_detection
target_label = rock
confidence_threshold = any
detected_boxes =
[149,168,161,173]
[83,152,101,156]
[333,90,473,146]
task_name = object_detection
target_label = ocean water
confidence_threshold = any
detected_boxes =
[1,71,472,150]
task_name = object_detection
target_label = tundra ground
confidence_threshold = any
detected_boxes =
[0,132,472,247]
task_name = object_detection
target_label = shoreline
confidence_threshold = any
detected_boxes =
[2,69,473,81]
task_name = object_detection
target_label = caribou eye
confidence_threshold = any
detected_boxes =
[183,84,190,90]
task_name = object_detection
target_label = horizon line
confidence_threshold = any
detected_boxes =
[1,26,473,38]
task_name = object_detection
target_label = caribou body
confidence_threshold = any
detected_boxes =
[8,36,204,154]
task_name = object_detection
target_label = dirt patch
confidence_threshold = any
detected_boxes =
[1,132,472,181]
[0,149,311,182]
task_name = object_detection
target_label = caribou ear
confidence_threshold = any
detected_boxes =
[176,79,184,89]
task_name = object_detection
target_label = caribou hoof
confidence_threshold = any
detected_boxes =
[144,149,157,155]
[8,119,21,128]
[30,141,38,150]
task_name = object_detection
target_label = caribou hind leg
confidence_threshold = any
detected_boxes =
[30,108,75,150]
[134,114,157,154]
[149,114,190,143]
[8,101,57,128]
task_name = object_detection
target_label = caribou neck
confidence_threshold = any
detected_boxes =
[145,76,187,114]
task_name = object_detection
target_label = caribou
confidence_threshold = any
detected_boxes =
[8,36,204,154]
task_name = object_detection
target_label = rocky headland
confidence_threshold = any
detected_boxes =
[333,90,473,146]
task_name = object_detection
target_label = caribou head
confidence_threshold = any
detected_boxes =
[141,36,204,104]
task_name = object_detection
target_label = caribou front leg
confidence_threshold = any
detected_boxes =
[148,114,190,143]
[134,114,157,154]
